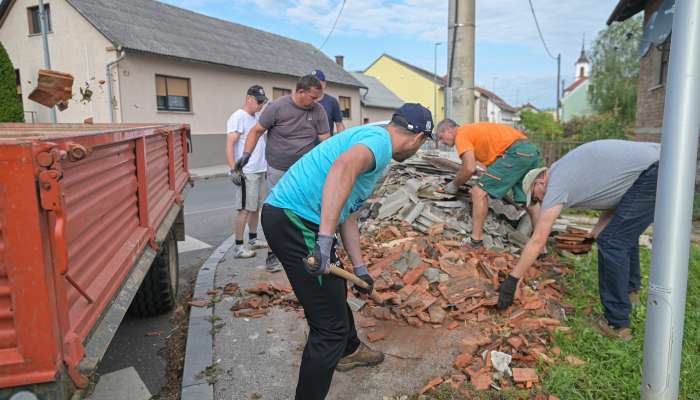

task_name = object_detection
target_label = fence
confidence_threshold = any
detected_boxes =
[532,140,585,166]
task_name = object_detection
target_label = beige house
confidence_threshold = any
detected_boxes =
[0,0,364,167]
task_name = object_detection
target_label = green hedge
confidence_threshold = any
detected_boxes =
[0,41,23,122]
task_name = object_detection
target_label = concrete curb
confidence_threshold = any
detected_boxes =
[180,234,235,400]
[190,172,229,181]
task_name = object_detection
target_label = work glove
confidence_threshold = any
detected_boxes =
[304,234,335,276]
[229,169,243,186]
[497,274,519,310]
[352,264,374,295]
[234,152,251,172]
[444,181,459,195]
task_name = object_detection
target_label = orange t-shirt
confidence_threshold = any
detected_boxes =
[454,122,527,165]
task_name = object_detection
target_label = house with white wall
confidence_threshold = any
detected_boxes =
[0,0,364,167]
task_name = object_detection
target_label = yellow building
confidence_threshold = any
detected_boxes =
[364,54,445,121]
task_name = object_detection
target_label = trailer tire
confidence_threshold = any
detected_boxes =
[129,232,179,317]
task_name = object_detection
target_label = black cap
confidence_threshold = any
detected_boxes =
[391,103,434,138]
[247,85,268,102]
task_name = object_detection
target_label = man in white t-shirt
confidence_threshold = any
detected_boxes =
[226,85,277,266]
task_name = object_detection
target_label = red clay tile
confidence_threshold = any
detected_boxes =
[403,263,429,286]
[453,353,473,369]
[367,331,387,343]
[447,321,460,330]
[419,377,444,394]
[471,372,493,391]
[512,368,539,383]
[449,374,467,389]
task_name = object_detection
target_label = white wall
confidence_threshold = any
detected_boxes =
[117,52,362,135]
[0,0,120,123]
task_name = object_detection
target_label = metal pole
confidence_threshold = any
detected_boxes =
[555,53,561,121]
[434,42,441,149]
[642,1,700,399]
[37,0,56,123]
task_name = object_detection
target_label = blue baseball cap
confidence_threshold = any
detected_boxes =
[391,103,434,139]
[310,69,326,81]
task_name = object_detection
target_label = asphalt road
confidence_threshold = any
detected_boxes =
[98,176,237,396]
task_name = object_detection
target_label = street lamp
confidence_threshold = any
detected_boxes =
[433,42,442,123]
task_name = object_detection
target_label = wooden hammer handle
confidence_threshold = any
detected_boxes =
[328,265,384,304]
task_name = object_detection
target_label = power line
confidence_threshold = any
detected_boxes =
[318,0,347,50]
[528,0,557,60]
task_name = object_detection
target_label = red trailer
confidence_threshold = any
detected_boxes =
[0,123,190,398]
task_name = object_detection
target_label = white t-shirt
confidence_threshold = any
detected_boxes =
[226,109,267,173]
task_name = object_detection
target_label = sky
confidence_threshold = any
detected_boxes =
[161,0,620,109]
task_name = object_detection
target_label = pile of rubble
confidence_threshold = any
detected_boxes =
[233,152,586,396]
[358,152,533,253]
[230,282,298,318]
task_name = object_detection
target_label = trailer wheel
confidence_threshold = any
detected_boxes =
[129,232,179,317]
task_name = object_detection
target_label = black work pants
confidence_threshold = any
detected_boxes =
[261,204,361,400]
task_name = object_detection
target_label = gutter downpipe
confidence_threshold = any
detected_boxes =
[37,0,56,123]
[106,48,126,123]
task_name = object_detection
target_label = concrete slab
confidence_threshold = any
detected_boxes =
[88,367,151,400]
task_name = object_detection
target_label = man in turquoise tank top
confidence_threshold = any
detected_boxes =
[261,103,433,400]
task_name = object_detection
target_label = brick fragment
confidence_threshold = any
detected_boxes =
[507,336,524,350]
[359,320,377,328]
[367,331,387,343]
[447,321,460,330]
[453,353,473,369]
[493,256,508,270]
[402,262,429,285]
[419,377,444,395]
[189,299,211,308]
[471,372,493,391]
[512,368,539,383]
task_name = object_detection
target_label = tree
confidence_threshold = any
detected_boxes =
[519,109,563,141]
[587,16,642,126]
[0,41,23,122]
[563,113,630,142]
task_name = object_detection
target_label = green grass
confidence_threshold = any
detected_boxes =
[541,246,700,399]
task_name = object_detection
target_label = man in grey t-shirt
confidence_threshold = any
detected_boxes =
[497,140,660,340]
[236,75,330,269]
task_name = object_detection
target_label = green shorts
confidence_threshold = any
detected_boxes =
[477,141,541,204]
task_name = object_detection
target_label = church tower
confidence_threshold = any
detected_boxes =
[575,36,590,79]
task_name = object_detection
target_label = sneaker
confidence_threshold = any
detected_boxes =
[248,238,269,250]
[629,291,641,307]
[335,343,385,372]
[591,316,632,341]
[234,245,255,259]
[265,253,283,273]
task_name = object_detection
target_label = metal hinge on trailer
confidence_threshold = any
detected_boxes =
[34,142,94,305]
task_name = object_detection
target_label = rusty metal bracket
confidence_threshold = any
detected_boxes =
[174,192,184,206]
[148,229,159,252]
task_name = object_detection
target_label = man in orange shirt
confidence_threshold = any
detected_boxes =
[436,120,541,247]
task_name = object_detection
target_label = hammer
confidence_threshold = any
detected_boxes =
[306,257,384,304]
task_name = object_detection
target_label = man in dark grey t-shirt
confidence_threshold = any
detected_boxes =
[497,140,660,340]
[237,75,330,270]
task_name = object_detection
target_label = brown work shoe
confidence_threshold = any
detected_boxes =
[629,291,641,307]
[335,343,385,372]
[591,316,632,341]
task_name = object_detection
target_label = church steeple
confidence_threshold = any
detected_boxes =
[575,34,590,79]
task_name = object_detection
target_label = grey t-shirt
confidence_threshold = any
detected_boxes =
[258,95,329,171]
[542,140,660,211]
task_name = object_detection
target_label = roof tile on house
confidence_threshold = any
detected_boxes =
[564,77,588,94]
[52,0,363,87]
[366,53,446,86]
[475,86,517,113]
[349,72,404,110]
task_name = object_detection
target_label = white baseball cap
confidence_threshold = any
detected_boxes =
[522,167,547,207]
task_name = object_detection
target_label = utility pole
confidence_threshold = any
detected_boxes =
[37,0,57,123]
[447,0,475,124]
[555,53,561,121]
[642,1,700,399]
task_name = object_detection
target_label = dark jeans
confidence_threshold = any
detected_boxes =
[261,204,361,400]
[597,162,658,328]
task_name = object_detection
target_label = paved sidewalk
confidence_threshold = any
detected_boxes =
[209,245,465,400]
